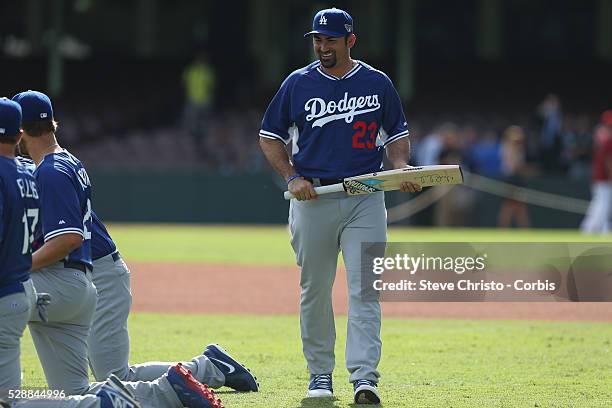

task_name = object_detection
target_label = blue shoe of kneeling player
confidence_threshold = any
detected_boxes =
[167,363,224,408]
[97,374,142,408]
[353,379,380,404]
[204,343,259,392]
[307,374,333,398]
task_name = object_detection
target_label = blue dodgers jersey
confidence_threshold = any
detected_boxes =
[91,211,116,260]
[260,61,410,179]
[0,157,39,287]
[16,157,42,253]
[33,151,93,270]
[17,156,116,261]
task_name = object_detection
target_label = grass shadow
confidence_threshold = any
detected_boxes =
[299,397,342,408]
[211,390,251,395]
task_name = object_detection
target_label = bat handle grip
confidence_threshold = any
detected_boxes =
[283,183,345,200]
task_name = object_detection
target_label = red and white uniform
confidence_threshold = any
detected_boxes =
[581,125,612,233]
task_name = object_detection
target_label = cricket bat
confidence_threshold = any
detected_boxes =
[283,165,463,200]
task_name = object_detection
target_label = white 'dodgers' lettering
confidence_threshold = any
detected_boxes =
[305,92,381,128]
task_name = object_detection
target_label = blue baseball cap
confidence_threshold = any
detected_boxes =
[304,8,353,38]
[12,90,53,122]
[0,98,22,138]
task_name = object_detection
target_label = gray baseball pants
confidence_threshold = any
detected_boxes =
[11,265,191,408]
[88,252,224,388]
[29,264,98,395]
[289,191,386,383]
[0,279,37,399]
[0,279,105,408]
[12,374,183,408]
[88,252,131,382]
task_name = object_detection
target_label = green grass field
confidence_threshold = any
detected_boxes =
[105,224,612,266]
[19,226,612,407]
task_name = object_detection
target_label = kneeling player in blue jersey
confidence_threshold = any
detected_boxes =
[0,98,40,397]
[259,8,421,405]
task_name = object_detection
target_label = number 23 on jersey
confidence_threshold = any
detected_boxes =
[352,121,378,150]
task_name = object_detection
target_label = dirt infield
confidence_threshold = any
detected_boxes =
[130,262,612,322]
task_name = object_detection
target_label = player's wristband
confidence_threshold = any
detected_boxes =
[286,174,302,185]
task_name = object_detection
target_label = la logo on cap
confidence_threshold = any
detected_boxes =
[319,14,327,25]
[40,113,47,119]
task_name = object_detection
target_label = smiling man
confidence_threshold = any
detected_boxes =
[258,7,420,405]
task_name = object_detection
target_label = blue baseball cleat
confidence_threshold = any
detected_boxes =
[167,363,224,408]
[97,374,142,408]
[353,379,380,404]
[307,373,333,398]
[203,343,259,392]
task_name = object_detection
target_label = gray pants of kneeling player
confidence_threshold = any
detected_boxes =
[289,191,386,383]
[29,264,98,395]
[22,264,200,408]
[0,279,37,398]
[12,374,184,408]
[88,252,224,387]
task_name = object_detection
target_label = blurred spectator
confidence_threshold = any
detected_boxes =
[562,114,592,180]
[416,122,457,165]
[434,123,475,226]
[468,129,502,177]
[498,126,531,228]
[536,94,563,173]
[581,117,612,234]
[182,52,215,149]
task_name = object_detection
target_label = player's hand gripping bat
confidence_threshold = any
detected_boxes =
[284,165,463,200]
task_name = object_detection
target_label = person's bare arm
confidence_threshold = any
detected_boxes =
[259,137,317,200]
[31,234,83,271]
[386,137,410,168]
[386,138,421,193]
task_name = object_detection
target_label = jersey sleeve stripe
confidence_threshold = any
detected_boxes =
[383,130,410,147]
[259,130,290,145]
[44,228,85,242]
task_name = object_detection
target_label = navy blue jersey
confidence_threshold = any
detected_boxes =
[260,61,409,179]
[15,157,42,253]
[0,157,39,287]
[91,211,116,260]
[17,156,117,261]
[33,151,93,270]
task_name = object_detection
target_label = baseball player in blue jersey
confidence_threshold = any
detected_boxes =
[12,90,99,395]
[13,91,224,408]
[0,98,39,397]
[259,8,421,404]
